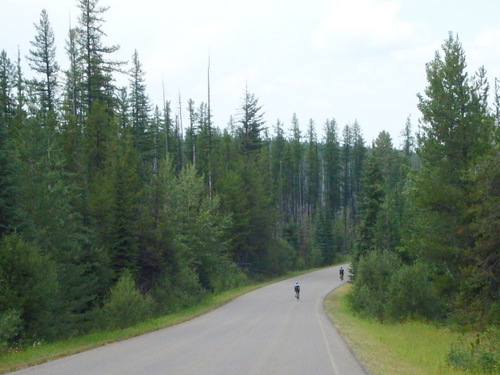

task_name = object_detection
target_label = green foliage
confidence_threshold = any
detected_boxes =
[0,108,17,236]
[452,144,500,328]
[0,309,22,351]
[208,262,247,294]
[2,3,497,351]
[0,234,61,341]
[150,268,204,314]
[348,250,401,321]
[349,250,443,322]
[76,0,121,110]
[102,270,153,330]
[323,118,342,214]
[238,87,264,154]
[385,263,443,321]
[0,50,16,125]
[264,238,297,275]
[27,9,59,115]
[354,131,407,276]
[446,326,500,374]
[313,209,339,266]
[409,32,498,324]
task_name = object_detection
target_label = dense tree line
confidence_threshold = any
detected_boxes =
[0,1,367,347]
[0,1,497,351]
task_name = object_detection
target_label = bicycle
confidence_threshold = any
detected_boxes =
[294,283,300,300]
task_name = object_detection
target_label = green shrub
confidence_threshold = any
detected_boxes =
[0,234,61,341]
[264,238,296,275]
[208,262,247,293]
[446,326,499,374]
[0,309,22,351]
[151,267,204,314]
[349,250,447,322]
[385,263,444,321]
[348,250,401,321]
[102,270,154,329]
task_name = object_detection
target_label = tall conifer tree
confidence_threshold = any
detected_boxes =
[412,33,494,306]
[27,9,59,117]
[77,0,120,113]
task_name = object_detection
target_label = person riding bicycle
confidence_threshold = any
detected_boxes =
[294,282,300,299]
[339,267,344,280]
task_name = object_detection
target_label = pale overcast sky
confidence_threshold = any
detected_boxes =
[2,0,500,144]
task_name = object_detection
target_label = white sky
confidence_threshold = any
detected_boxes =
[2,0,500,145]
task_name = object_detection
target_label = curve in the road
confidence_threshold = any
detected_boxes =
[9,265,368,375]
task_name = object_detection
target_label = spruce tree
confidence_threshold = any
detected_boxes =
[323,118,341,216]
[289,113,303,217]
[27,9,59,118]
[0,51,17,236]
[355,131,404,266]
[0,51,15,126]
[129,50,151,160]
[76,0,121,112]
[412,33,494,308]
[270,119,287,236]
[62,27,84,125]
[239,87,264,154]
[305,119,320,213]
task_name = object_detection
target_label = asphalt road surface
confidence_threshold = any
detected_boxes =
[10,266,368,375]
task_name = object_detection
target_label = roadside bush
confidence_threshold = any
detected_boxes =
[102,270,154,329]
[151,267,205,315]
[446,326,499,374]
[348,250,401,321]
[0,309,22,351]
[208,262,247,293]
[349,250,447,322]
[0,234,61,341]
[385,263,444,321]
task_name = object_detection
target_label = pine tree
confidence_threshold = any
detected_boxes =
[76,0,120,112]
[115,86,129,130]
[355,131,404,267]
[239,87,264,154]
[270,119,287,236]
[351,120,366,220]
[105,139,142,276]
[0,51,15,126]
[401,115,414,158]
[83,99,115,180]
[0,116,14,236]
[27,9,59,118]
[289,113,303,218]
[464,141,500,324]
[305,119,320,213]
[411,33,495,309]
[185,98,197,165]
[340,124,352,252]
[323,118,341,216]
[129,50,151,157]
[150,105,165,175]
[62,27,84,124]
[0,51,17,236]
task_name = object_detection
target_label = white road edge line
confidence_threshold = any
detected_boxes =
[317,304,340,375]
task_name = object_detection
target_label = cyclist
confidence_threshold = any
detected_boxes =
[339,267,344,281]
[294,282,300,299]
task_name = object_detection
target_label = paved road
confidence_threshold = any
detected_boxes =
[10,266,367,375]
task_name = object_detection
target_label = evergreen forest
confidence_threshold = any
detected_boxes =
[0,0,498,351]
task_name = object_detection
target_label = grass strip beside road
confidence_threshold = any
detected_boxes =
[325,284,468,375]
